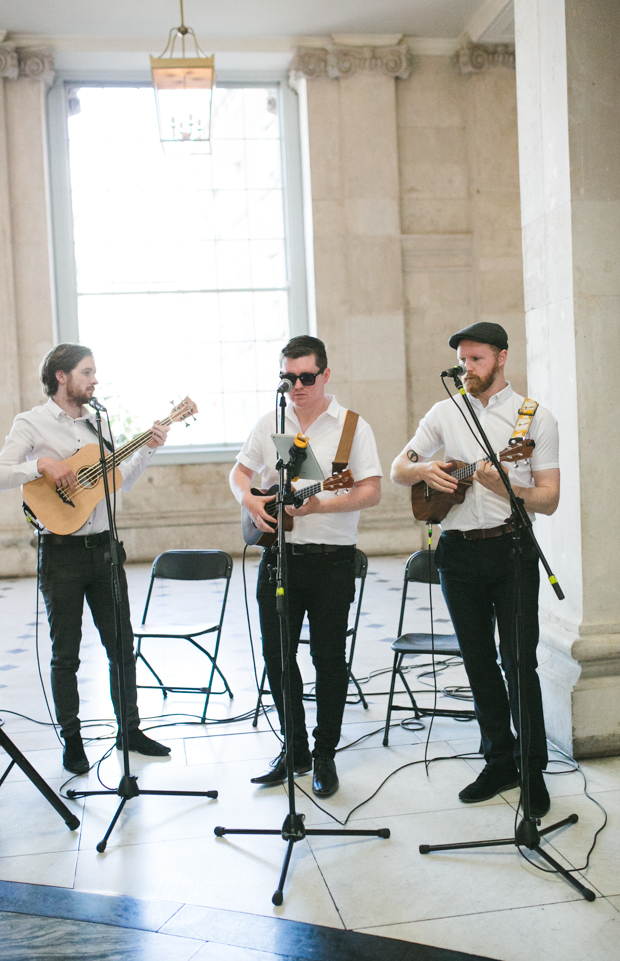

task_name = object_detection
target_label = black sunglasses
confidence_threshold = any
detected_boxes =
[279,369,325,387]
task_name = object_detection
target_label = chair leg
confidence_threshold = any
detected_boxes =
[383,652,401,746]
[252,665,269,728]
[347,671,369,709]
[399,665,422,717]
[136,651,169,697]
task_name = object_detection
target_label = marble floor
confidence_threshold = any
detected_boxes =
[0,553,618,961]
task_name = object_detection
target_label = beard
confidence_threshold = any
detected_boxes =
[464,358,500,397]
[65,377,92,408]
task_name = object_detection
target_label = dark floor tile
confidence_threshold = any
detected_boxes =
[0,880,182,933]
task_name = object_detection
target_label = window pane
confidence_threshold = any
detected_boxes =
[67,83,290,446]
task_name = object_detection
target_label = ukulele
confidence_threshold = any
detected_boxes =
[23,397,198,535]
[242,470,355,547]
[410,439,535,523]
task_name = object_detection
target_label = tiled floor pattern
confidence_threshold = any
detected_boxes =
[0,554,618,961]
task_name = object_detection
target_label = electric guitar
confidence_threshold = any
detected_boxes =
[410,439,535,523]
[23,397,198,535]
[241,470,355,547]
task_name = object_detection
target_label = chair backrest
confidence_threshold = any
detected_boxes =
[354,548,368,581]
[152,550,233,582]
[405,549,440,585]
[396,549,440,637]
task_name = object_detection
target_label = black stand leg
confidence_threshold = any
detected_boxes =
[0,728,80,830]
[418,375,596,904]
[215,395,390,904]
[66,409,218,850]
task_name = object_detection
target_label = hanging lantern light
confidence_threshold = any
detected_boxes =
[150,0,215,154]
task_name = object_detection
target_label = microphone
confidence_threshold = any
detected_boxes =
[441,363,467,379]
[277,377,293,394]
[88,397,108,412]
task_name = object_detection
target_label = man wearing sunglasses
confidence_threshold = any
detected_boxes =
[230,335,382,797]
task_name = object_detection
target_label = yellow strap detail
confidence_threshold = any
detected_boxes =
[511,398,539,439]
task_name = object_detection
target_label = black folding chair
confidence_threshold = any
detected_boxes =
[252,548,370,727]
[383,549,475,746]
[134,550,233,722]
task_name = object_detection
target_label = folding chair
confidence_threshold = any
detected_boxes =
[252,548,370,727]
[383,549,475,746]
[134,550,233,722]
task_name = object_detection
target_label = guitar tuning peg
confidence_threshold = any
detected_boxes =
[192,415,197,422]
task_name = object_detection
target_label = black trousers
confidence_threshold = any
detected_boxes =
[38,539,140,740]
[434,530,548,770]
[257,545,356,760]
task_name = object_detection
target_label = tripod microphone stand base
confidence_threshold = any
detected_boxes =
[419,811,596,902]
[215,814,390,906]
[68,779,218,852]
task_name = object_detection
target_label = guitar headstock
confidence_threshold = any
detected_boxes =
[499,438,535,463]
[325,469,354,491]
[169,396,199,424]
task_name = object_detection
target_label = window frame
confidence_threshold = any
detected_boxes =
[46,69,308,464]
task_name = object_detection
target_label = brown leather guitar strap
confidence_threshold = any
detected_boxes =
[332,410,359,474]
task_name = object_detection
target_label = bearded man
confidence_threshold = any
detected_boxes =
[0,344,171,774]
[391,323,560,817]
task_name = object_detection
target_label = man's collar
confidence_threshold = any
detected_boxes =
[466,381,513,410]
[46,397,92,421]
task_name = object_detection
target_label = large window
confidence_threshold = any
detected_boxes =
[54,81,305,451]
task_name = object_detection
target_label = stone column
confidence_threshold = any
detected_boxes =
[0,45,55,575]
[290,43,414,553]
[515,0,620,755]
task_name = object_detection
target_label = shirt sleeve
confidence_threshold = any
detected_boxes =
[529,406,560,471]
[0,415,43,490]
[119,446,156,491]
[236,418,268,475]
[348,418,383,482]
[405,403,447,461]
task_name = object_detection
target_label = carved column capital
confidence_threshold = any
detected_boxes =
[290,42,412,83]
[0,42,19,80]
[16,47,55,87]
[455,37,515,74]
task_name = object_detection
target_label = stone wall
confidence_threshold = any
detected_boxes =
[0,41,526,574]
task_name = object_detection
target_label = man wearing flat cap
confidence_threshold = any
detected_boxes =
[391,322,560,817]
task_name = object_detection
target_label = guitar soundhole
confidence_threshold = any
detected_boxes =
[77,468,97,490]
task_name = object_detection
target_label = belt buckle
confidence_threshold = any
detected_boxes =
[84,534,98,549]
[291,544,304,556]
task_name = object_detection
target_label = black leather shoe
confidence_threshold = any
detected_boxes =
[251,749,313,785]
[527,769,550,818]
[116,729,171,756]
[312,755,339,798]
[63,732,89,775]
[459,761,519,803]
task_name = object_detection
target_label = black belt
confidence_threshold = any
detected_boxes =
[40,531,112,549]
[288,543,354,555]
[444,523,514,541]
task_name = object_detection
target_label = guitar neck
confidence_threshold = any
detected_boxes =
[451,456,491,482]
[101,415,175,472]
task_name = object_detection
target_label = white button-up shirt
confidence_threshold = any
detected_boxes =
[0,398,155,535]
[237,394,383,546]
[407,383,559,531]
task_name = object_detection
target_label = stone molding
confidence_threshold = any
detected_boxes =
[455,36,515,74]
[289,43,412,82]
[16,46,55,86]
[0,42,18,80]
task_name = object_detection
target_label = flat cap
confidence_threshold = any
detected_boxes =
[449,322,508,351]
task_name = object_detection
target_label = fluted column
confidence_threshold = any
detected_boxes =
[290,43,414,552]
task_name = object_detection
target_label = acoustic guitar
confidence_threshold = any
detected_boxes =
[410,439,535,523]
[242,470,355,547]
[23,397,198,535]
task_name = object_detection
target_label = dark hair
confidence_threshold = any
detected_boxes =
[280,335,328,371]
[40,343,94,397]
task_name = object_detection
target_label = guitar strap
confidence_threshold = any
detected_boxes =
[511,398,539,440]
[84,418,114,453]
[332,410,359,474]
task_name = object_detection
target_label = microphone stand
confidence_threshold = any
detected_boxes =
[214,388,390,906]
[67,406,218,852]
[418,372,595,902]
